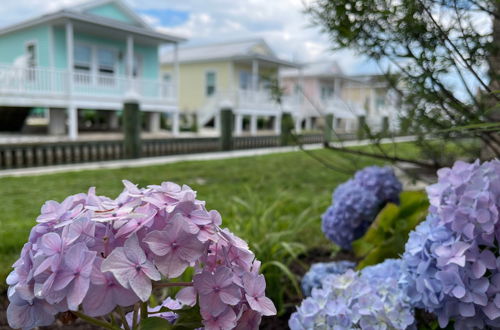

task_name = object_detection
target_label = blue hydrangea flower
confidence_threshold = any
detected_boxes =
[402,160,500,329]
[354,165,403,204]
[290,259,415,330]
[322,166,402,249]
[301,261,356,296]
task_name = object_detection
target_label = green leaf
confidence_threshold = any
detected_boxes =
[139,317,173,330]
[353,190,429,269]
[171,306,203,330]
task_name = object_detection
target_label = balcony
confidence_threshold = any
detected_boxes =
[0,65,176,111]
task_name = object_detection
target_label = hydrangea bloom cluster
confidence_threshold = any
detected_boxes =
[6,180,276,330]
[402,160,500,329]
[300,261,355,296]
[289,259,415,330]
[322,166,402,249]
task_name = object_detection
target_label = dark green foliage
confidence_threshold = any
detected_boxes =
[281,112,295,145]
[220,108,234,151]
[357,115,367,140]
[352,190,429,269]
[324,114,334,142]
[123,101,141,158]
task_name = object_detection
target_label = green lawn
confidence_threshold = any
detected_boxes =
[1,144,425,301]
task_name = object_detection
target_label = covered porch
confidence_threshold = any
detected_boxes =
[0,11,183,139]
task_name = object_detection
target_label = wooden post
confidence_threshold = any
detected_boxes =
[357,115,366,140]
[220,108,233,151]
[280,112,294,146]
[123,100,141,158]
[324,113,334,143]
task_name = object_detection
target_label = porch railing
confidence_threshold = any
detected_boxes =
[0,64,175,102]
[198,89,300,127]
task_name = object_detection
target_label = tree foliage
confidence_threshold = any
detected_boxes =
[306,0,500,160]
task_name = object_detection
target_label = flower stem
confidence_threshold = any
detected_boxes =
[141,301,148,321]
[117,306,131,330]
[132,303,139,330]
[153,281,193,288]
[72,311,119,330]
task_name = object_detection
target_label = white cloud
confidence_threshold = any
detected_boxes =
[0,0,372,74]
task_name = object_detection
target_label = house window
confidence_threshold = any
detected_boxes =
[294,83,301,95]
[74,44,92,84]
[74,44,91,72]
[26,42,37,80]
[163,73,171,84]
[97,48,115,75]
[205,71,216,96]
[239,70,251,90]
[98,48,116,86]
[376,95,386,111]
[321,85,334,100]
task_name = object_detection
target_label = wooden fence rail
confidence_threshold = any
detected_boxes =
[0,133,333,170]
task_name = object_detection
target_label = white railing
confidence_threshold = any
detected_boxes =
[0,65,69,96]
[237,89,299,113]
[198,89,301,127]
[0,64,175,103]
[323,97,365,119]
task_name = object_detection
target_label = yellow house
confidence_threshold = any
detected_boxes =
[161,39,299,135]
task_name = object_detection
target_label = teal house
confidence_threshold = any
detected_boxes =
[0,0,184,139]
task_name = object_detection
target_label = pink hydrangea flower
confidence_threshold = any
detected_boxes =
[101,234,160,301]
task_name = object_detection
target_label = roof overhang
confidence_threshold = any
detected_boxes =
[0,10,186,44]
[232,54,299,68]
[163,54,299,68]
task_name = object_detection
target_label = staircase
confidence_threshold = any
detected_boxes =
[197,90,237,128]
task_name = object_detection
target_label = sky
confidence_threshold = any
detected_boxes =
[0,0,380,75]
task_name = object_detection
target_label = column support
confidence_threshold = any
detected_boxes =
[274,115,281,135]
[250,115,258,135]
[234,113,243,136]
[65,21,77,140]
[295,118,302,133]
[173,43,180,103]
[68,105,78,141]
[172,112,180,136]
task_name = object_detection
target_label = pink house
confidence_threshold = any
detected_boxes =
[280,61,399,133]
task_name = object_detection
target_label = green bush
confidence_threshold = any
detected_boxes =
[352,190,429,269]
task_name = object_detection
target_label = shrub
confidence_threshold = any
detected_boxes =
[352,190,429,269]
